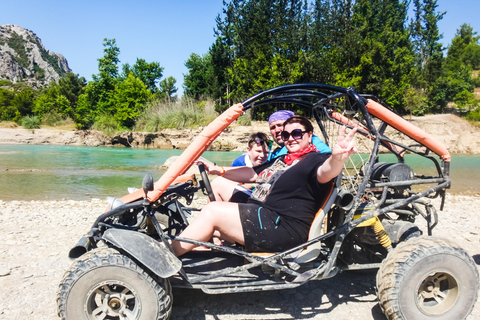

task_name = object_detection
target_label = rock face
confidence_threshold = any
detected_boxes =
[0,24,71,88]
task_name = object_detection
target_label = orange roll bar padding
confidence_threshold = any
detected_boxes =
[117,174,196,205]
[366,99,451,162]
[138,103,245,202]
[330,110,369,132]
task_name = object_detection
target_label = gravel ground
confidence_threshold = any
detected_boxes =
[0,193,479,320]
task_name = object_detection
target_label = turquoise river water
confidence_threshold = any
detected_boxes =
[0,144,479,201]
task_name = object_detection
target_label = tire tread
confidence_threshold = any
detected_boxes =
[57,247,172,320]
[376,236,479,320]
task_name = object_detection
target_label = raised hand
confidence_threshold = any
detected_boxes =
[331,126,358,161]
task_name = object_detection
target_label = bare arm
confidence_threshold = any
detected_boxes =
[196,160,258,183]
[317,127,357,184]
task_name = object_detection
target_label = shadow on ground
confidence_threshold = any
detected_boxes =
[472,254,480,265]
[171,269,386,319]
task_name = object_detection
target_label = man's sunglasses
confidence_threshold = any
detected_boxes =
[280,129,308,141]
[250,138,274,148]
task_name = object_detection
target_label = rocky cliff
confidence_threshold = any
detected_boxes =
[0,24,71,88]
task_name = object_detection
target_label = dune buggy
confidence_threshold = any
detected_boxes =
[58,84,478,320]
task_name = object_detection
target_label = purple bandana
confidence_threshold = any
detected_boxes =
[268,110,294,124]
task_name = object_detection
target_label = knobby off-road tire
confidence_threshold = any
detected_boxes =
[57,247,173,320]
[376,236,479,320]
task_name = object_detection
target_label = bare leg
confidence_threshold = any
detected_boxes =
[210,176,239,201]
[170,202,244,256]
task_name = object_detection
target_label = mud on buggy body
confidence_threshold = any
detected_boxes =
[58,84,479,320]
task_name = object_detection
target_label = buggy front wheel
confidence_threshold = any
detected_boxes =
[57,248,173,320]
[376,236,479,320]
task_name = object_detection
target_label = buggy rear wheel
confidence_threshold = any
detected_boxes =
[57,248,172,320]
[376,236,478,320]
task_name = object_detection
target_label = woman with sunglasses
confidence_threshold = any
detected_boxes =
[170,116,357,256]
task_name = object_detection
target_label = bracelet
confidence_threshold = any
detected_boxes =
[220,166,226,176]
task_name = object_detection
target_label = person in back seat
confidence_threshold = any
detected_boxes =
[170,116,356,256]
[231,132,270,167]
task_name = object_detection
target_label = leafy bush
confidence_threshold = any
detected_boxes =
[42,111,64,127]
[466,107,480,121]
[454,89,476,109]
[92,114,122,136]
[0,80,13,87]
[403,87,428,116]
[21,115,41,129]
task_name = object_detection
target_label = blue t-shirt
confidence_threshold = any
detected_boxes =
[266,135,331,161]
[232,154,246,166]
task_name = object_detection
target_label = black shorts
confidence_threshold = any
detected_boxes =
[229,185,252,203]
[238,203,306,252]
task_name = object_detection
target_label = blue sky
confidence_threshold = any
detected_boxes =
[1,0,479,96]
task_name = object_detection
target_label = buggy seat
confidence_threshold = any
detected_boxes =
[293,179,337,263]
[250,179,337,264]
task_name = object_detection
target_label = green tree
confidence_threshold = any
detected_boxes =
[74,93,94,129]
[109,73,152,128]
[122,58,164,93]
[446,24,480,70]
[350,0,415,110]
[409,0,446,113]
[158,76,177,102]
[208,37,232,107]
[76,38,121,128]
[309,0,362,86]
[58,73,87,109]
[0,88,16,121]
[33,85,72,119]
[184,53,212,99]
[11,89,35,117]
[91,38,121,115]
[205,0,311,108]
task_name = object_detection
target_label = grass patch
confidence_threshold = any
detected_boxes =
[134,98,218,132]
[236,109,252,126]
[467,119,480,128]
[42,112,64,127]
[0,121,19,128]
[40,117,76,130]
[92,114,123,136]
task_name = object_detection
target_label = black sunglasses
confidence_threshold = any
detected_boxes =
[250,138,274,148]
[280,129,308,141]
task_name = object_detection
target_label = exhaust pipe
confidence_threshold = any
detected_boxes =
[336,189,354,211]
[68,236,92,260]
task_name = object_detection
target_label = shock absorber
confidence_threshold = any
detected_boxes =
[355,211,393,252]
[372,217,392,251]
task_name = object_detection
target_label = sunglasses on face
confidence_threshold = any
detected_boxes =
[250,138,274,148]
[280,129,308,141]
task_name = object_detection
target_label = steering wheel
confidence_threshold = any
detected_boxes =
[198,162,216,202]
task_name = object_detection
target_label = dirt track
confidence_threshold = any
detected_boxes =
[0,194,479,320]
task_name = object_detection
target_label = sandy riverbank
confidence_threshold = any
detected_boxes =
[0,193,479,319]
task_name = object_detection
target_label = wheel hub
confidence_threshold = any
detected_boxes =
[85,280,141,319]
[416,271,459,316]
[108,297,122,310]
